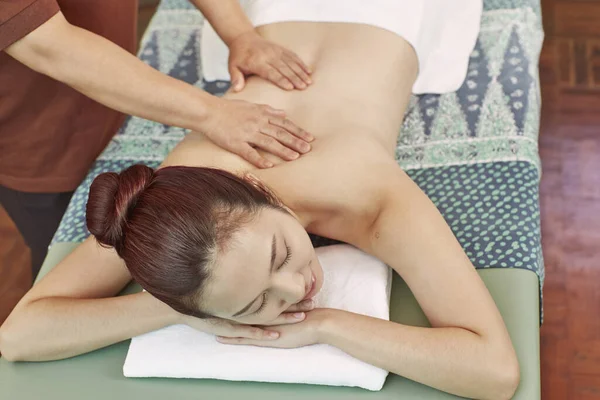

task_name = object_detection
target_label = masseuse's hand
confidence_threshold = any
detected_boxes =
[202,98,314,168]
[228,30,313,92]
[181,299,316,341]
[216,308,332,348]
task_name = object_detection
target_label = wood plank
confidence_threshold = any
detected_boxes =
[555,2,600,37]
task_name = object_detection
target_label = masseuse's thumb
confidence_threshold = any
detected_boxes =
[229,67,245,92]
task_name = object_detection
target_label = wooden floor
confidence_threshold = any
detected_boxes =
[539,0,600,398]
[1,0,599,398]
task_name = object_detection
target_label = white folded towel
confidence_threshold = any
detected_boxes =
[200,0,482,94]
[123,244,392,391]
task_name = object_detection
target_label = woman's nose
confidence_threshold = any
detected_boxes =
[272,273,306,304]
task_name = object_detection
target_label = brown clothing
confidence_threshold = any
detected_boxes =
[0,0,138,192]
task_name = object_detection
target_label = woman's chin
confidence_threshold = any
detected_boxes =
[312,257,325,298]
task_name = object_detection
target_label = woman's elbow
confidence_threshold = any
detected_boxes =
[0,306,41,362]
[0,322,25,362]
[485,348,520,400]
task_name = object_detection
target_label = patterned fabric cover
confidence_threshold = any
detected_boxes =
[52,0,545,293]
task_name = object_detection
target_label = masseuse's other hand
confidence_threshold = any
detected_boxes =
[181,299,315,341]
[203,98,314,168]
[228,30,312,92]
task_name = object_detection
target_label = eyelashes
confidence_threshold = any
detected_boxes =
[256,245,292,316]
[281,245,292,269]
[255,293,268,314]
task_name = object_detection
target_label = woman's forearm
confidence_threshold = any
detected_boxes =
[0,292,178,362]
[6,12,216,132]
[319,310,518,400]
[189,0,254,45]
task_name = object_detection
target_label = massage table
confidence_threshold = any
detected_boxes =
[0,0,545,398]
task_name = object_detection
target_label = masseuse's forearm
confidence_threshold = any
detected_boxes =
[0,292,177,362]
[321,312,513,400]
[6,13,215,132]
[189,0,254,45]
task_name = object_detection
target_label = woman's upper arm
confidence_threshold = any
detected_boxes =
[363,170,510,339]
[16,237,131,307]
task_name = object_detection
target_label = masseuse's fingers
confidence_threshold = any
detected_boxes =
[240,144,274,169]
[260,125,310,156]
[285,50,312,76]
[252,134,300,161]
[259,64,294,91]
[272,62,307,90]
[263,105,286,117]
[228,66,246,92]
[284,55,313,86]
[269,116,314,142]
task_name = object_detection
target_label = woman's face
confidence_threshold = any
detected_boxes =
[200,208,324,325]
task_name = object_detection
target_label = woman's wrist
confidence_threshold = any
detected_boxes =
[313,308,345,345]
[139,291,181,326]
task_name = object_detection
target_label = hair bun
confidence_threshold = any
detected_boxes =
[86,164,154,253]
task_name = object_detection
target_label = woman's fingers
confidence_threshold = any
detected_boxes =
[219,324,279,340]
[285,299,315,313]
[259,312,306,326]
[216,337,267,346]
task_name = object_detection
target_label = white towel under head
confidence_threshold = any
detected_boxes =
[123,244,392,391]
[201,0,482,94]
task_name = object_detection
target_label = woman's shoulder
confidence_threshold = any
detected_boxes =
[160,132,253,174]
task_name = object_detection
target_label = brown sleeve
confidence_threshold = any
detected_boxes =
[0,0,60,51]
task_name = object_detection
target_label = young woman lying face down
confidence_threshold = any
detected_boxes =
[0,17,520,400]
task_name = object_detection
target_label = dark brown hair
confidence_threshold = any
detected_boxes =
[86,165,284,318]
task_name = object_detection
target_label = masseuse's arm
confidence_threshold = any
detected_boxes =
[189,0,312,91]
[5,12,313,168]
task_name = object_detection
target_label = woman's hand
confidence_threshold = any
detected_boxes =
[227,30,312,92]
[181,299,317,341]
[216,308,334,349]
[201,98,314,168]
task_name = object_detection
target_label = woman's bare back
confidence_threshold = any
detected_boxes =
[163,22,418,239]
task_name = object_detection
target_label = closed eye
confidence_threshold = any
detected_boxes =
[255,244,291,316]
[255,293,268,315]
[279,245,292,270]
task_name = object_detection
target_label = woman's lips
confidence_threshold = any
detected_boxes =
[303,272,317,301]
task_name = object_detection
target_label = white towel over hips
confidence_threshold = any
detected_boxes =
[200,0,483,94]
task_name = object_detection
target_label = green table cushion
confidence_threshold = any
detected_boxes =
[0,243,540,399]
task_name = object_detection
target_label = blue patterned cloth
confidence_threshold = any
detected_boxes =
[52,1,545,294]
